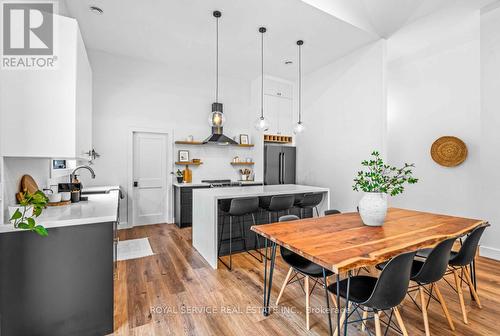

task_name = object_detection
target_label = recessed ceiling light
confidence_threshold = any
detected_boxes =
[285,60,293,65]
[89,6,103,14]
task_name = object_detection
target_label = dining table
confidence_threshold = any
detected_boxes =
[251,208,488,336]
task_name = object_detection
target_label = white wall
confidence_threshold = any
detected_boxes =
[87,50,263,225]
[387,9,488,245]
[480,6,500,259]
[296,40,387,211]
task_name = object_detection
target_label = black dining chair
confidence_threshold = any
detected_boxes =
[275,215,334,330]
[218,197,261,270]
[378,237,457,336]
[328,251,417,336]
[416,225,487,324]
[324,209,341,216]
[296,193,324,218]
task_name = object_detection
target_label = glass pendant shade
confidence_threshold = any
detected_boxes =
[254,116,269,131]
[293,121,305,134]
[208,110,225,127]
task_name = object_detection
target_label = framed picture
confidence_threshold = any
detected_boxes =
[239,134,249,145]
[178,150,190,162]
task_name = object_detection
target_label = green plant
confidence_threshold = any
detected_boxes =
[353,151,418,196]
[176,169,183,177]
[10,191,49,237]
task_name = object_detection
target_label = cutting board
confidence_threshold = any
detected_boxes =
[20,175,39,194]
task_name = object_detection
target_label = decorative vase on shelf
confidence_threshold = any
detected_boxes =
[183,166,192,183]
[358,192,387,227]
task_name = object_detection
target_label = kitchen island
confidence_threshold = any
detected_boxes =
[192,184,330,269]
[0,188,120,336]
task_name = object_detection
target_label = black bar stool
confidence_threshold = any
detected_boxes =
[218,197,260,271]
[324,209,341,216]
[259,194,296,223]
[296,193,323,218]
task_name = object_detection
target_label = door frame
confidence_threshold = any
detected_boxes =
[127,127,174,228]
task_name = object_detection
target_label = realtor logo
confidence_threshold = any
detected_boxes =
[2,2,57,68]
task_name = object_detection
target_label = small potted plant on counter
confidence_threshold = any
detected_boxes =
[175,169,184,183]
[353,151,418,226]
[9,191,49,236]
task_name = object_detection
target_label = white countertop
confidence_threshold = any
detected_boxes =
[173,181,264,188]
[1,188,120,233]
[193,184,329,199]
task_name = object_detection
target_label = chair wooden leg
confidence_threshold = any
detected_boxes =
[393,306,409,336]
[453,269,468,324]
[434,283,455,331]
[325,277,337,308]
[463,266,482,308]
[419,286,431,336]
[361,309,368,332]
[374,311,382,336]
[276,267,293,305]
[333,302,350,336]
[305,276,310,330]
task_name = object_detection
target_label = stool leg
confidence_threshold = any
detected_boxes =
[229,216,232,270]
[239,215,248,251]
[315,206,320,217]
[249,213,263,262]
[218,215,225,256]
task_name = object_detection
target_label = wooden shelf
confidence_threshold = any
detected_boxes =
[175,140,254,148]
[264,134,293,144]
[175,161,203,166]
[231,162,255,165]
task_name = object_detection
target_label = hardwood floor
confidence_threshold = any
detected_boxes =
[112,224,500,336]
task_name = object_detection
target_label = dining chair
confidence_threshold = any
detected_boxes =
[218,197,261,270]
[378,237,457,336]
[275,215,334,330]
[328,250,417,336]
[324,209,341,216]
[416,225,487,324]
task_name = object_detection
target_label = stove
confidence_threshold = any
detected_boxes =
[201,179,242,188]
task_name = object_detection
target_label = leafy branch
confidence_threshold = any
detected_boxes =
[10,191,49,237]
[353,151,418,196]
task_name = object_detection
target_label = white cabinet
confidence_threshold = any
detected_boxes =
[252,76,295,136]
[0,15,92,159]
[263,94,293,135]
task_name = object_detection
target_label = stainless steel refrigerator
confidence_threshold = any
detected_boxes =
[264,145,296,185]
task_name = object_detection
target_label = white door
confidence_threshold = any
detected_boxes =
[132,132,168,226]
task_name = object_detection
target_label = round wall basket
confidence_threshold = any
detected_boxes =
[431,136,468,167]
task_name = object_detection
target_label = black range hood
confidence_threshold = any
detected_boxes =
[203,103,238,145]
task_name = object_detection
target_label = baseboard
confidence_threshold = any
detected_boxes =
[479,245,500,261]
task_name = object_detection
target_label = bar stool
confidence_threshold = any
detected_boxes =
[296,193,323,218]
[259,194,296,224]
[218,197,260,271]
[324,209,341,216]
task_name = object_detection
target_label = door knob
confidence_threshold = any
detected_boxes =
[133,181,138,187]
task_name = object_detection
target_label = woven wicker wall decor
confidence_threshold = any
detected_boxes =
[430,136,468,167]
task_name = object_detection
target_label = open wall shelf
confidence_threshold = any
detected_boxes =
[175,161,203,166]
[175,141,254,148]
[230,162,255,166]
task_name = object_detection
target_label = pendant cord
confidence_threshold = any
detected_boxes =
[260,30,264,118]
[298,42,302,123]
[215,15,219,103]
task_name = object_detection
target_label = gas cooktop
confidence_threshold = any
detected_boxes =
[201,179,242,188]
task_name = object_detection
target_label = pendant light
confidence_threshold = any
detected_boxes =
[208,10,225,128]
[294,40,305,134]
[254,27,269,131]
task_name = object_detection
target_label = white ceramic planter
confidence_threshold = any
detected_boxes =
[358,192,388,226]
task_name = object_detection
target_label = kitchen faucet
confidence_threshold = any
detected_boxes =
[70,165,96,183]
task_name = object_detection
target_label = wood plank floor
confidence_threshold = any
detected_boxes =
[112,224,500,336]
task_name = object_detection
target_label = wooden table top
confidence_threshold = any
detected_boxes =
[251,208,487,274]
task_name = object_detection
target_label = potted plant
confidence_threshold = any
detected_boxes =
[9,191,49,236]
[353,151,418,226]
[175,169,184,183]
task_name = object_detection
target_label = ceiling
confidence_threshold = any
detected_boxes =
[62,0,378,81]
[302,0,499,38]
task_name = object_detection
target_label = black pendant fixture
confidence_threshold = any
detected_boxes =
[203,10,237,145]
[254,27,269,131]
[294,40,305,134]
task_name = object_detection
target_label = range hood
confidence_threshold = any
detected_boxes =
[203,103,238,145]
